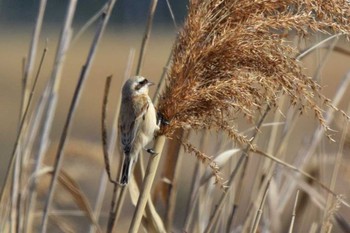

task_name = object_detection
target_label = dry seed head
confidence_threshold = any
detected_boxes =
[158,0,350,141]
[180,140,225,188]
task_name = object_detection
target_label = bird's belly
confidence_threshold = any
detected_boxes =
[139,108,157,146]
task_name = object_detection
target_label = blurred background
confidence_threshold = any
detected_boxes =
[0,2,187,231]
[0,0,187,187]
[0,0,187,26]
[1,1,350,232]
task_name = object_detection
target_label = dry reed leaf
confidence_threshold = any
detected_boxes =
[129,177,140,206]
[57,170,102,233]
[128,177,166,232]
[142,201,166,233]
[200,148,240,185]
[50,214,75,233]
[253,149,350,208]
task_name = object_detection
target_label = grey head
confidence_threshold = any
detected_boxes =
[122,76,154,97]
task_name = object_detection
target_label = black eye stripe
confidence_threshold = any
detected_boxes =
[139,79,148,85]
[135,78,149,91]
[135,79,148,91]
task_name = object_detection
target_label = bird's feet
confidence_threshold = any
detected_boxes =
[146,148,158,156]
[157,112,170,127]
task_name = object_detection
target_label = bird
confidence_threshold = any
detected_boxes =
[118,76,159,185]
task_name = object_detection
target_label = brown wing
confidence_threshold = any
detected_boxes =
[119,96,149,155]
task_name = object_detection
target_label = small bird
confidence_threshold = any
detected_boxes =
[118,76,159,185]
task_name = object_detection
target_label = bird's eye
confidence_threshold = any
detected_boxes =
[139,79,148,86]
[135,78,148,90]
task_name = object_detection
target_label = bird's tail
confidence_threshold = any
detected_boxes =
[120,156,134,185]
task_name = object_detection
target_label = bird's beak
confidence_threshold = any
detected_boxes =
[147,81,155,86]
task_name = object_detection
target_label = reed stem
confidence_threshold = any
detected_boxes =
[129,135,166,233]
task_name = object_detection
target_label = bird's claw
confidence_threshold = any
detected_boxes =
[146,148,158,156]
[157,112,170,126]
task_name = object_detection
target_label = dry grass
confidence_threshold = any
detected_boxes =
[1,0,350,233]
[156,0,350,232]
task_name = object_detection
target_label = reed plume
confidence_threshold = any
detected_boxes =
[158,0,350,141]
[155,0,350,188]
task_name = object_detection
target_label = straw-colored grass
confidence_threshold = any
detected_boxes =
[1,0,350,233]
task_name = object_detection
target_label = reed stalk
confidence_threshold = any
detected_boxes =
[37,0,77,229]
[2,1,350,232]
[135,0,158,75]
[288,190,300,233]
[90,49,135,233]
[250,181,270,233]
[204,107,270,233]
[21,0,47,117]
[129,135,166,233]
[40,0,116,231]
[0,2,47,231]
[106,1,163,232]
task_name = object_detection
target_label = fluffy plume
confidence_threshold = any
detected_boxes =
[158,0,350,141]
